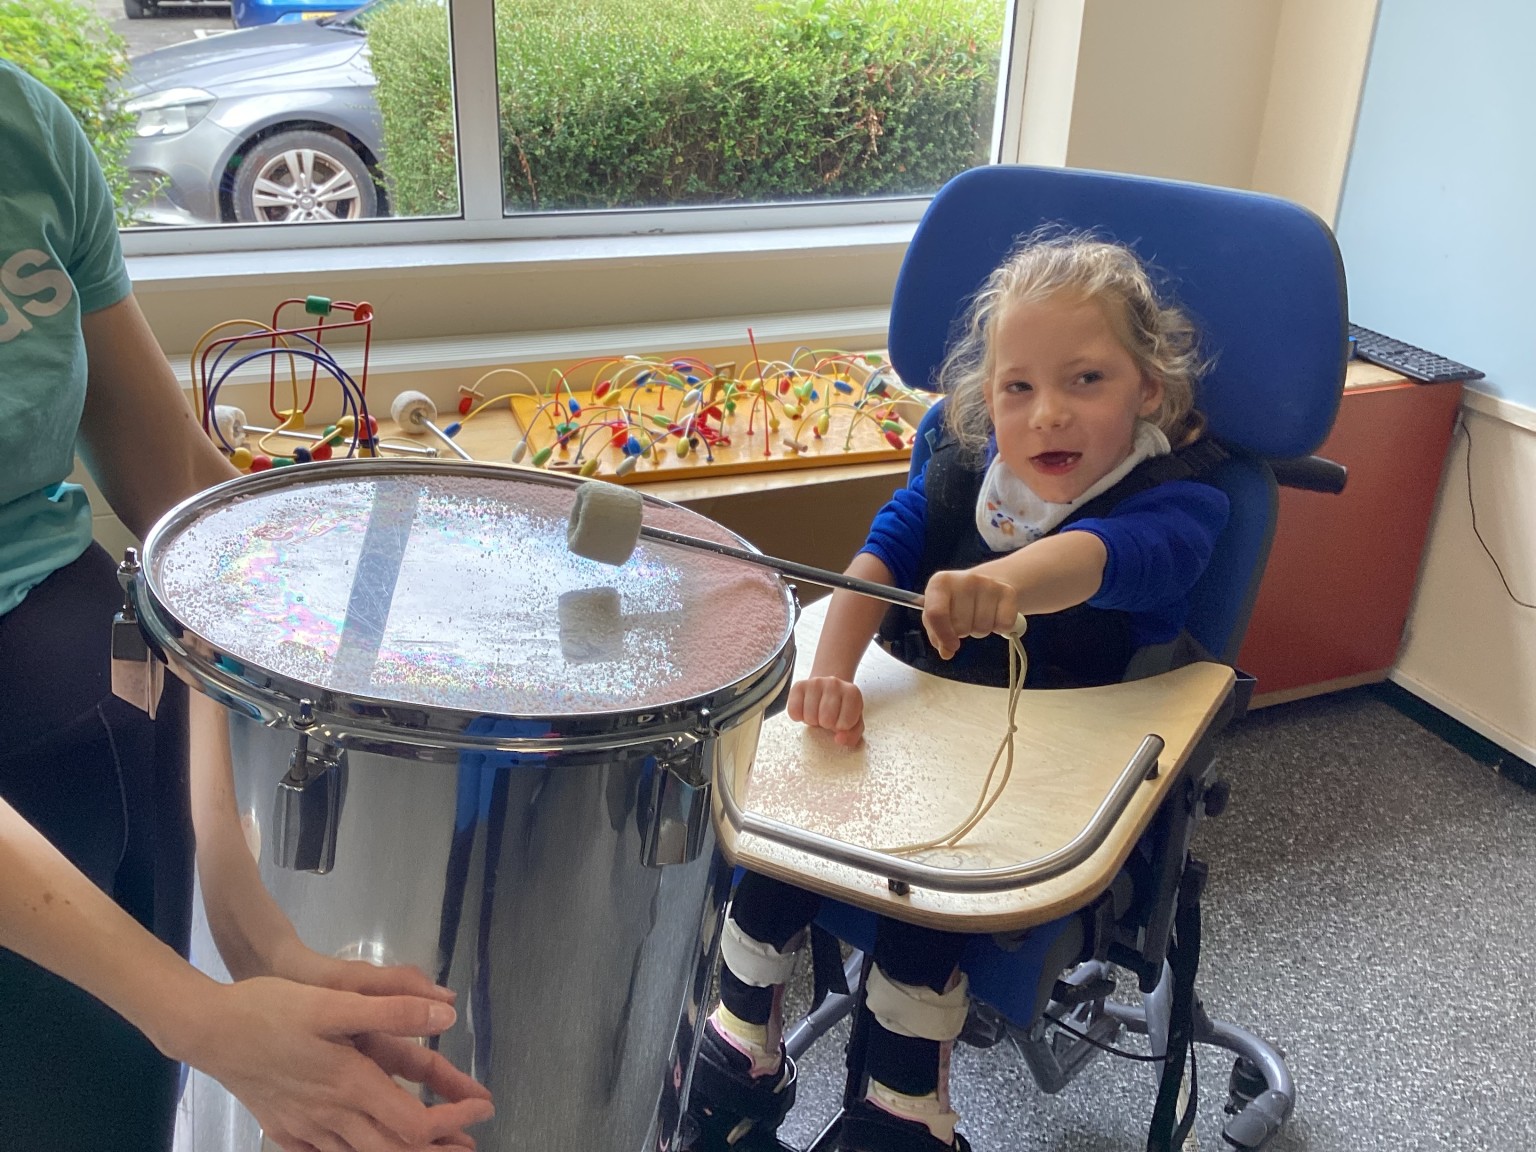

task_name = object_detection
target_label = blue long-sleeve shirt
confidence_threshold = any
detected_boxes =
[859,462,1231,648]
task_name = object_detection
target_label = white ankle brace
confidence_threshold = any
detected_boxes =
[719,916,803,988]
[865,1078,959,1144]
[865,964,969,1041]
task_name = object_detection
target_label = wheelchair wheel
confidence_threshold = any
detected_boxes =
[1225,1056,1267,1114]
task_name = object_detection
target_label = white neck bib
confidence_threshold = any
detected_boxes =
[975,421,1171,551]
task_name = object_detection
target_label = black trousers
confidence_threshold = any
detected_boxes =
[724,870,968,1098]
[0,543,193,1152]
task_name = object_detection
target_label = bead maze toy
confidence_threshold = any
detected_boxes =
[199,303,937,481]
[386,335,936,483]
[193,295,430,473]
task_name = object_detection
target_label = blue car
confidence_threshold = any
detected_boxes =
[231,0,347,27]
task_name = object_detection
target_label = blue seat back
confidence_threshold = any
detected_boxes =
[889,165,1348,660]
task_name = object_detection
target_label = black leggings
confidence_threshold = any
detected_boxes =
[0,543,192,1152]
[723,870,967,1097]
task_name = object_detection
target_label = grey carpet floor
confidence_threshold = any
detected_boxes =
[776,688,1536,1152]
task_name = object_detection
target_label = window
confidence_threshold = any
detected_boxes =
[117,0,1027,256]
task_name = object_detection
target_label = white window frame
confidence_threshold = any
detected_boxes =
[120,0,1035,263]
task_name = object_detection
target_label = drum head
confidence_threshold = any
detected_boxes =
[143,463,792,726]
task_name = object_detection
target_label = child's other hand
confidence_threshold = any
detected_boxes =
[922,570,1021,660]
[787,677,865,747]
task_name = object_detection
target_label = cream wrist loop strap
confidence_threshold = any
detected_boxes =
[880,617,1027,856]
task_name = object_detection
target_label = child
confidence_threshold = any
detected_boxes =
[685,232,1231,1152]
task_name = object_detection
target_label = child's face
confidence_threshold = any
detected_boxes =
[985,295,1164,504]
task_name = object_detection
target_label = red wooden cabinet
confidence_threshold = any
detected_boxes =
[1237,366,1464,705]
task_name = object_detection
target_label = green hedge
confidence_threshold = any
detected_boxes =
[368,0,1004,217]
[0,0,137,224]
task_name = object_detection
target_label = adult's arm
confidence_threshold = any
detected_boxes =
[0,789,492,1149]
[76,293,238,539]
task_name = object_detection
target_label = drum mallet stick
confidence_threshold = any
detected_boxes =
[391,390,475,461]
[567,482,1026,634]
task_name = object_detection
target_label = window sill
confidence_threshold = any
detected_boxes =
[127,221,919,355]
[126,220,919,290]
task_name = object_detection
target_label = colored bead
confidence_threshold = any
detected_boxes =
[249,455,273,471]
[623,436,643,457]
[458,395,473,415]
[616,455,638,476]
[833,380,853,394]
[884,430,905,449]
[336,415,356,435]
[579,457,602,477]
[312,441,333,461]
[676,438,691,458]
[271,455,294,467]
[594,380,612,399]
[511,440,529,463]
[444,422,462,437]
[532,445,554,467]
[304,294,333,316]
[881,420,904,434]
[365,415,378,436]
[568,400,581,415]
[230,447,253,470]
[293,447,313,463]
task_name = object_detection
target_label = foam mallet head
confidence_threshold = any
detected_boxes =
[568,482,645,566]
[214,404,247,444]
[391,389,437,433]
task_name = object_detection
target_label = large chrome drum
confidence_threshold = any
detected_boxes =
[119,460,795,1152]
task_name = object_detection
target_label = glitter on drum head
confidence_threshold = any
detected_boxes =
[151,472,790,714]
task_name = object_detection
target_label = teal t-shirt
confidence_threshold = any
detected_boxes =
[0,60,132,615]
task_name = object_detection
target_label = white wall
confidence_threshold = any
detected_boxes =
[1335,0,1536,758]
[1251,0,1380,222]
[1066,0,1282,190]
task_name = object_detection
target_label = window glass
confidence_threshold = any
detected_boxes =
[15,0,1010,237]
[112,0,458,227]
[485,0,1009,217]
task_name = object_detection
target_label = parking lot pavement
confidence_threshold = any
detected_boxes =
[85,0,233,58]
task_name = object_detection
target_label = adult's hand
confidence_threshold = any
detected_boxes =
[173,977,494,1152]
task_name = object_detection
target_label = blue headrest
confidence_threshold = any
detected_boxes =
[889,165,1348,460]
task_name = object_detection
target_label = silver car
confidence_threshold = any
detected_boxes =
[123,7,384,226]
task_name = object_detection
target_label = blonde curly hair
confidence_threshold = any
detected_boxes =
[937,229,1210,458]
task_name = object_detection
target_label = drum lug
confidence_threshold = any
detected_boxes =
[273,713,347,874]
[642,736,711,868]
[110,548,164,719]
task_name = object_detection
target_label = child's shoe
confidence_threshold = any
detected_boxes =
[837,1098,972,1152]
[684,1017,798,1150]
